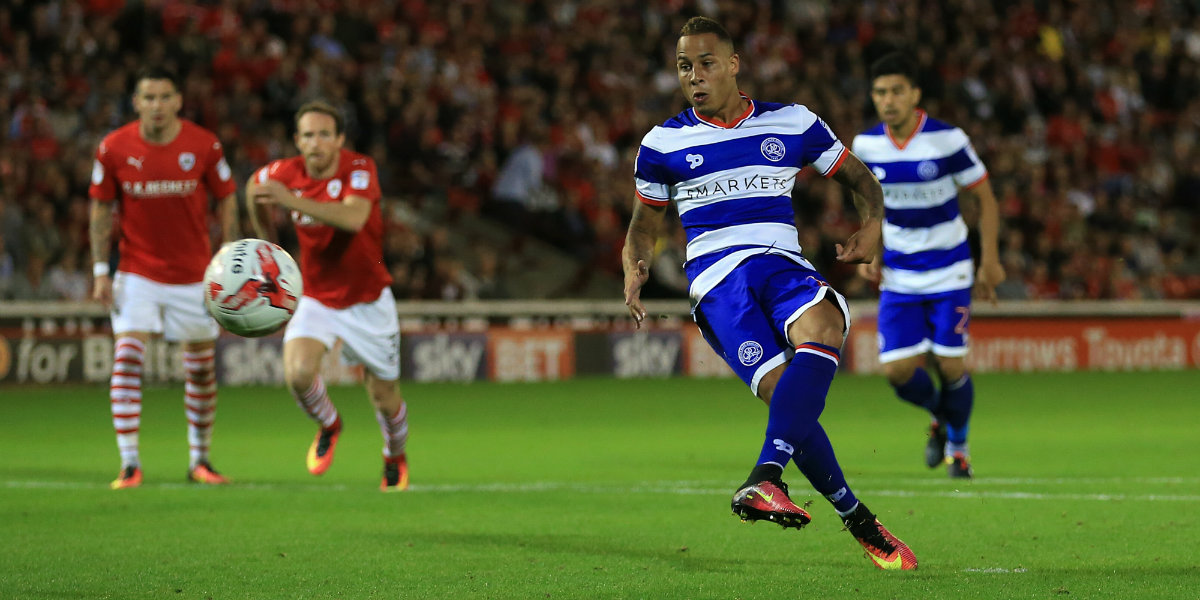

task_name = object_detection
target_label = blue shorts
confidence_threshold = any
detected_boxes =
[877,288,972,363]
[691,254,849,396]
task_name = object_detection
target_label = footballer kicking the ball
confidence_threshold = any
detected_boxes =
[246,101,410,491]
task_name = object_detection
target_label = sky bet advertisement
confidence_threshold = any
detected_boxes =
[3,314,1200,385]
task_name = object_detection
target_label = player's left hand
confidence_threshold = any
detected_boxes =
[974,259,1005,305]
[836,219,882,264]
[623,259,649,328]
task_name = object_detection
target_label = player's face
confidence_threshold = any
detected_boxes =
[676,33,740,117]
[132,79,182,132]
[294,112,344,175]
[870,74,922,128]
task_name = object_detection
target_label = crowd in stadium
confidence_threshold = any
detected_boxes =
[0,0,1197,301]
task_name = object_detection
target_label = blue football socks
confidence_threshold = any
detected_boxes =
[893,367,939,414]
[755,342,858,515]
[941,373,974,444]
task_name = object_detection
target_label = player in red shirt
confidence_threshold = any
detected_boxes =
[247,101,409,491]
[89,67,239,489]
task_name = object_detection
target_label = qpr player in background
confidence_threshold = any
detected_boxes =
[246,101,409,491]
[89,66,239,489]
[623,17,916,570]
[852,52,1005,479]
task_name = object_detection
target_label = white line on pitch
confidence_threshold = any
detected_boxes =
[5,479,1200,502]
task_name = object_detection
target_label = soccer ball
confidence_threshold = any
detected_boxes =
[203,238,303,337]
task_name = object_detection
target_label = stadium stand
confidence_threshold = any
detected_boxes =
[0,0,1196,301]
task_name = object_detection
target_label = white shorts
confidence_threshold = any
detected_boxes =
[284,287,400,380]
[111,271,220,341]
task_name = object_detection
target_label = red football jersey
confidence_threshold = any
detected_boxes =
[89,120,237,284]
[256,149,391,308]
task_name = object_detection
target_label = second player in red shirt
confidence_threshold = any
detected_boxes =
[247,101,409,491]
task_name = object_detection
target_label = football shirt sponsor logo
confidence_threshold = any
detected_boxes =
[121,180,199,196]
[126,156,144,171]
[738,341,763,366]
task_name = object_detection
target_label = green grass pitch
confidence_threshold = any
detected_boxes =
[2,371,1198,599]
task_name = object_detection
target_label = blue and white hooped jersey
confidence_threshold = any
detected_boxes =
[634,97,848,304]
[851,110,988,295]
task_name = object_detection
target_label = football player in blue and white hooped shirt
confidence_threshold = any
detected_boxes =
[852,51,1005,479]
[622,17,917,570]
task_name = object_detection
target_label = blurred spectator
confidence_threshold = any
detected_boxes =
[473,249,511,300]
[47,246,91,301]
[10,250,58,301]
[0,231,14,299]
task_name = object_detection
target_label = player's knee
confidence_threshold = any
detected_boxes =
[284,361,320,394]
[367,379,402,410]
[787,301,846,349]
[882,360,917,386]
[935,358,966,381]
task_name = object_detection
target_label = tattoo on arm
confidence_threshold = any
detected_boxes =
[833,154,884,222]
[89,201,114,264]
[623,203,666,269]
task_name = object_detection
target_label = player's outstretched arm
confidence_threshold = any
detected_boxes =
[622,201,666,328]
[252,179,370,232]
[962,177,1004,304]
[831,152,884,264]
[89,199,114,306]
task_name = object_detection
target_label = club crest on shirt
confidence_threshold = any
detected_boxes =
[760,137,786,162]
[178,152,196,172]
[917,160,939,180]
[326,179,342,198]
[738,341,764,366]
[685,153,704,169]
[872,166,886,181]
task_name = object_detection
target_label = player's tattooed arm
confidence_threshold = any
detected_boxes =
[830,151,883,263]
[89,200,114,305]
[622,201,666,328]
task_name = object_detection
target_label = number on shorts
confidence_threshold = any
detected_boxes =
[954,306,970,335]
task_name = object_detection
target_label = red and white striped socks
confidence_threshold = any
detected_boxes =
[293,376,340,428]
[376,400,409,458]
[183,348,217,468]
[110,337,144,468]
